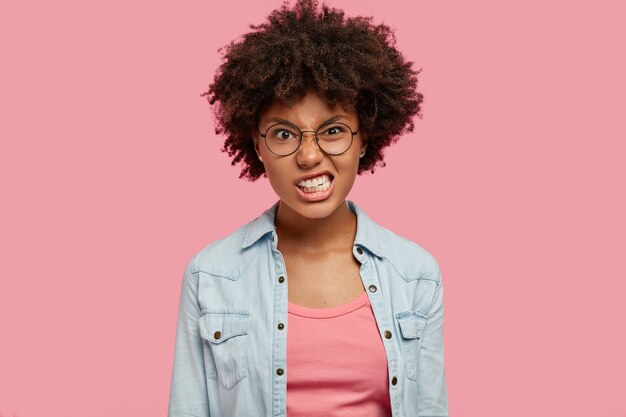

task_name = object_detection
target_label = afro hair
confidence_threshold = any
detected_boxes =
[201,0,423,181]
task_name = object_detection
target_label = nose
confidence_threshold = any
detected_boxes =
[295,130,323,167]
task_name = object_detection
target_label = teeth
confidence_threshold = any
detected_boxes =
[297,174,332,193]
[298,174,331,188]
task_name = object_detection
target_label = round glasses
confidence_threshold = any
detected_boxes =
[258,122,359,156]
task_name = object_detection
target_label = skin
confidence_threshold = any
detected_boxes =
[252,90,369,307]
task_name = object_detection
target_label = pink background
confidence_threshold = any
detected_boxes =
[1,0,624,416]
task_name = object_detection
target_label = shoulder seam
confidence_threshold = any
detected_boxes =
[191,251,199,274]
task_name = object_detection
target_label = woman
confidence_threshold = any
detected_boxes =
[168,1,449,416]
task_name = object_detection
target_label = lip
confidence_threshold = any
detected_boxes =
[295,176,335,202]
[293,170,334,186]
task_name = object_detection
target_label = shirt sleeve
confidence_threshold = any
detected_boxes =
[168,256,210,417]
[417,274,449,417]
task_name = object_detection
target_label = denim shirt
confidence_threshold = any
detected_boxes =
[168,200,449,417]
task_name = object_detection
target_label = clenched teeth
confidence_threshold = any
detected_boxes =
[297,174,332,188]
[297,174,332,193]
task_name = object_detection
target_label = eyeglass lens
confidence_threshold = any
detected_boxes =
[264,123,354,155]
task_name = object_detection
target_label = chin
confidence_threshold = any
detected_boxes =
[282,197,344,220]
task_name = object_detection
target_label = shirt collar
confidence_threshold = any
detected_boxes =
[241,200,385,258]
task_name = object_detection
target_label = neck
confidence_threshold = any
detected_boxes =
[274,200,357,253]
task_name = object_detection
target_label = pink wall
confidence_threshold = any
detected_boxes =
[1,0,625,416]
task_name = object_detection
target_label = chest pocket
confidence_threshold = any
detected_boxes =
[198,310,250,390]
[395,310,428,382]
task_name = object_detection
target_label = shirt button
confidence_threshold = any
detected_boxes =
[276,368,284,376]
[356,247,363,254]
[277,323,284,330]
[368,284,377,293]
[278,276,285,283]
[213,331,222,340]
[271,234,275,241]
[391,376,398,385]
[384,330,392,339]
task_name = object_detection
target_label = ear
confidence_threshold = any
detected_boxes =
[252,132,261,154]
[252,131,257,150]
[359,134,368,155]
[252,132,263,162]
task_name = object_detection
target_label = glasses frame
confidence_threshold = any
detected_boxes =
[257,121,359,157]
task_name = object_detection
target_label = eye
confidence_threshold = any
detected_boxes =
[267,124,299,141]
[276,129,294,140]
[322,125,347,135]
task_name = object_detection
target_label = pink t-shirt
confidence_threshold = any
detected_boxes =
[286,291,392,417]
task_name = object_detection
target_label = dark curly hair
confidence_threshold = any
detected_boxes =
[201,0,423,181]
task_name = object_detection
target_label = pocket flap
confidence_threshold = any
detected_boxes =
[199,311,250,344]
[396,311,427,339]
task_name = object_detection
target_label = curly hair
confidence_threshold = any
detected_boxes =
[201,0,423,181]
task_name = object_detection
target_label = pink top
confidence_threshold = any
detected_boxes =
[286,291,392,417]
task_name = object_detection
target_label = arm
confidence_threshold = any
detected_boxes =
[417,276,449,417]
[168,257,210,417]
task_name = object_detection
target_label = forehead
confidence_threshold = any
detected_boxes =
[258,91,356,127]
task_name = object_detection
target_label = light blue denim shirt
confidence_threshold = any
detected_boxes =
[168,200,448,417]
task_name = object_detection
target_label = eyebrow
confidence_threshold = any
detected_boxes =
[263,114,347,129]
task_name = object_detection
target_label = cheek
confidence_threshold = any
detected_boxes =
[263,163,287,186]
[347,150,363,171]
[333,158,360,184]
